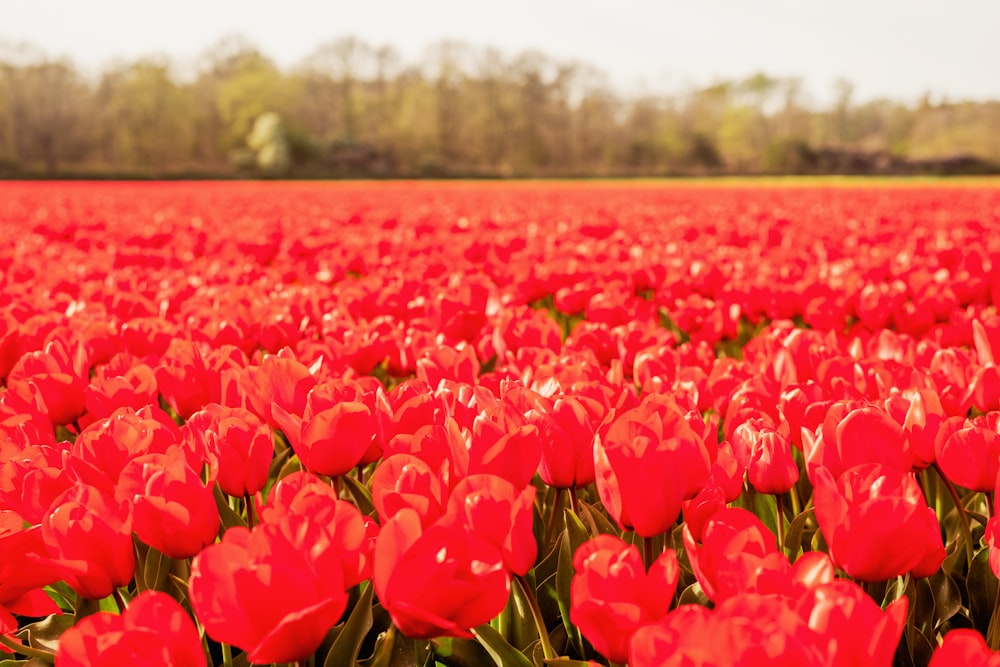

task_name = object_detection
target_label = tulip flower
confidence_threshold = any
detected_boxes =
[6,338,87,426]
[374,507,510,639]
[272,384,378,478]
[930,629,1000,667]
[189,514,350,664]
[116,449,220,559]
[441,474,536,576]
[935,421,1000,492]
[257,471,378,587]
[57,591,206,667]
[804,580,908,666]
[595,393,713,536]
[42,483,135,600]
[571,535,679,664]
[683,507,781,603]
[812,463,945,582]
[0,512,61,640]
[185,404,273,498]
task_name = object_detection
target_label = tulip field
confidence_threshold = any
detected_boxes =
[5,180,1000,666]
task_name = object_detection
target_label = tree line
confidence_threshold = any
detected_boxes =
[1,35,998,178]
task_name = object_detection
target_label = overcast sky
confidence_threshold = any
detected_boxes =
[2,0,997,105]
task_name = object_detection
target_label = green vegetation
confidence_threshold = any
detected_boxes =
[0,35,997,178]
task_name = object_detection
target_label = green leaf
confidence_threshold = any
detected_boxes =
[967,547,998,633]
[928,569,963,628]
[576,501,618,538]
[677,582,709,607]
[562,510,589,555]
[431,637,494,667]
[17,614,75,653]
[473,623,534,667]
[554,534,584,657]
[213,484,247,533]
[783,508,814,557]
[341,473,376,518]
[324,584,375,667]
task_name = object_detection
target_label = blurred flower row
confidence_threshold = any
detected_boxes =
[2,182,1000,666]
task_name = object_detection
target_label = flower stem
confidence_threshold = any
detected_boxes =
[515,575,556,660]
[546,488,564,541]
[934,463,974,567]
[221,642,234,667]
[776,495,786,554]
[0,633,57,662]
[113,587,128,612]
[643,535,655,570]
[244,491,256,530]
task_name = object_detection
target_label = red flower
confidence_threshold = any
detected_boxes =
[272,380,378,478]
[441,474,536,576]
[595,393,713,536]
[7,338,87,426]
[571,535,679,664]
[185,404,273,497]
[804,581,907,667]
[683,507,779,603]
[374,507,510,639]
[812,463,944,582]
[42,483,135,600]
[257,471,378,588]
[930,629,1000,667]
[189,514,349,664]
[935,421,1000,492]
[57,591,206,667]
[116,448,220,559]
[0,512,61,641]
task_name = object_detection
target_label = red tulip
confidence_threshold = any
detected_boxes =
[57,591,206,667]
[371,453,448,527]
[527,394,598,489]
[0,512,61,639]
[930,629,1000,667]
[571,535,679,664]
[42,483,135,600]
[374,507,509,639]
[257,471,378,587]
[189,514,349,664]
[595,393,712,536]
[237,350,317,429]
[441,474,536,576]
[747,426,799,495]
[812,463,944,582]
[935,421,1000,492]
[72,406,183,485]
[805,403,910,480]
[7,338,87,426]
[272,382,378,478]
[184,404,273,498]
[116,448,220,559]
[683,507,780,603]
[803,580,907,667]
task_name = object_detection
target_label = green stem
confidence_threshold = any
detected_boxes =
[934,463,974,567]
[569,487,581,516]
[244,491,256,530]
[776,495,786,554]
[989,583,1000,650]
[546,488,564,541]
[0,633,57,661]
[113,587,128,612]
[789,481,802,518]
[515,575,556,661]
[643,535,655,570]
[221,642,234,667]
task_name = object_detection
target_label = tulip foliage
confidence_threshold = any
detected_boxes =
[1,181,1000,666]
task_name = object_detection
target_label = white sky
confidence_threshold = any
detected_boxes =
[2,0,998,105]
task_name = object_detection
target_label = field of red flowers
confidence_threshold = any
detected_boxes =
[2,180,1000,666]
